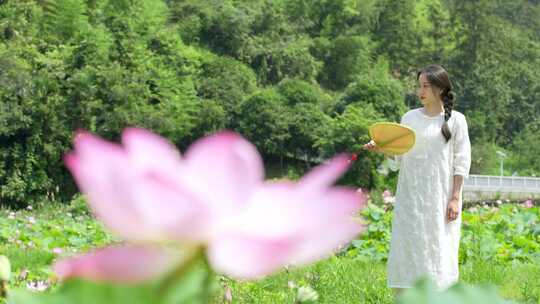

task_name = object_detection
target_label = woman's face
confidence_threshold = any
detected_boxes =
[417,73,441,106]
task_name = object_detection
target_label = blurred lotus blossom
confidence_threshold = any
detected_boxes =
[55,128,365,282]
[382,189,395,204]
[522,199,534,208]
[26,280,50,292]
[467,207,478,213]
[295,286,319,302]
[357,188,369,200]
[27,216,36,225]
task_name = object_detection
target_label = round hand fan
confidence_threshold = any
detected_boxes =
[368,122,416,156]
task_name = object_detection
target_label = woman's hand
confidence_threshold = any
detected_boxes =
[446,198,460,222]
[363,140,381,153]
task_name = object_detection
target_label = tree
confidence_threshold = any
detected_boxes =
[283,0,381,37]
[510,122,540,176]
[276,79,334,162]
[276,78,332,107]
[195,54,258,128]
[317,35,374,90]
[449,0,540,144]
[42,0,89,41]
[237,88,290,161]
[336,61,407,122]
[416,0,454,65]
[285,102,332,166]
[372,0,421,73]
[247,35,322,85]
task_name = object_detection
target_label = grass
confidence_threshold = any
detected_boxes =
[222,257,394,303]
[222,256,540,303]
[461,260,540,304]
[1,202,540,303]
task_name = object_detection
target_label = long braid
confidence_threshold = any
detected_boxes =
[441,88,454,142]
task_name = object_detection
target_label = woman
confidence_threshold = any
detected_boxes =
[364,65,471,291]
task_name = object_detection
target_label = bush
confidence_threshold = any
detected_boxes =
[317,103,385,188]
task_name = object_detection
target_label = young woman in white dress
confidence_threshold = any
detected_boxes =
[364,65,471,293]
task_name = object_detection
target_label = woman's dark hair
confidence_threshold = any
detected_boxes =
[417,65,454,143]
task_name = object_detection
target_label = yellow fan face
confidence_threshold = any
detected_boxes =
[368,122,416,156]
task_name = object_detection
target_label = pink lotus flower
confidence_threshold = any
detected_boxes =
[523,199,534,208]
[382,189,395,204]
[54,128,365,282]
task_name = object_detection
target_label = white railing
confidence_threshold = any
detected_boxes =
[463,174,540,201]
[464,175,540,193]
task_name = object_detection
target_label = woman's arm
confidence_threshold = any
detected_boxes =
[447,114,471,222]
[447,175,463,221]
[451,175,464,200]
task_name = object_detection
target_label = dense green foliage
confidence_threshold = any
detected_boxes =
[1,0,539,206]
[348,200,540,266]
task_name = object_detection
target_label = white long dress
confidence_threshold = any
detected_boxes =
[387,108,471,290]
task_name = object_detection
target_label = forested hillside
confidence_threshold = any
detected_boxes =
[1,0,539,206]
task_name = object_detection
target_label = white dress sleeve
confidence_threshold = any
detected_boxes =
[452,114,471,178]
